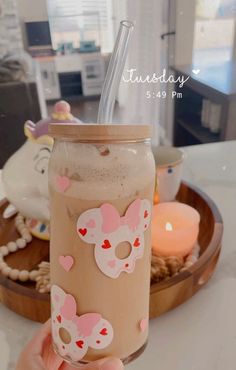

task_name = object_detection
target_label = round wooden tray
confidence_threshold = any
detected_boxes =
[0,182,223,323]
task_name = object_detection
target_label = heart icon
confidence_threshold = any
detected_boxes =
[59,255,74,272]
[86,219,96,228]
[102,240,112,249]
[133,238,140,247]
[144,210,148,218]
[108,260,116,268]
[100,328,108,336]
[192,69,200,75]
[78,228,87,236]
[76,340,84,349]
[56,176,70,192]
[140,318,148,332]
[56,315,62,323]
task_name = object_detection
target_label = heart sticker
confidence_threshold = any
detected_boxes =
[102,240,112,249]
[133,238,140,247]
[86,219,96,228]
[78,228,87,236]
[108,260,116,268]
[56,176,71,192]
[77,199,151,278]
[76,340,84,349]
[51,285,113,362]
[139,318,148,332]
[59,255,74,272]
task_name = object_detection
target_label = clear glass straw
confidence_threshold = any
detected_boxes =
[97,20,134,124]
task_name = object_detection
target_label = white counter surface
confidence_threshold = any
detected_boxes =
[0,141,236,370]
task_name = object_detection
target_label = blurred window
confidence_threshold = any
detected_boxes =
[193,0,236,65]
[47,0,114,52]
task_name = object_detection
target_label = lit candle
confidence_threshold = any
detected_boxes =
[152,202,200,257]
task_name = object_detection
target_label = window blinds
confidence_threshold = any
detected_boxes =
[47,0,114,52]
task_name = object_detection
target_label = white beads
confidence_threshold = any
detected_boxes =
[0,213,35,284]
[0,246,9,256]
[7,241,17,252]
[2,266,11,277]
[19,270,29,282]
[29,270,38,281]
[23,234,32,243]
[16,238,26,249]
[9,269,19,281]
[0,261,7,270]
[1,213,49,291]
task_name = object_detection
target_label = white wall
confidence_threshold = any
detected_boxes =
[17,0,48,21]
[16,0,48,49]
[175,0,196,65]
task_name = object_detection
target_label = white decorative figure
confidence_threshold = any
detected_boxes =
[2,101,80,240]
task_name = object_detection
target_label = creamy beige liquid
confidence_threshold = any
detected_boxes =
[49,141,155,362]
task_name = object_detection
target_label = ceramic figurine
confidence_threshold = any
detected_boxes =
[2,101,80,240]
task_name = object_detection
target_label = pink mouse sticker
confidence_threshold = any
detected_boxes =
[76,199,151,279]
[51,285,113,362]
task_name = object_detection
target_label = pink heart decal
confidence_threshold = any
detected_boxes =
[139,318,148,332]
[108,260,116,268]
[56,176,70,192]
[86,219,96,228]
[59,255,74,272]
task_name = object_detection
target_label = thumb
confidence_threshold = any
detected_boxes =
[61,357,124,370]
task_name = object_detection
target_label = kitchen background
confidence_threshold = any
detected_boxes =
[0,0,236,167]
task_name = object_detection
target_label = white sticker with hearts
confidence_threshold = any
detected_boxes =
[77,199,151,279]
[51,285,113,362]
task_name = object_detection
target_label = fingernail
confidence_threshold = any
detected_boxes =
[100,358,124,370]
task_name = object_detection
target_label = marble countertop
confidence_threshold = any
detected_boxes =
[0,141,236,370]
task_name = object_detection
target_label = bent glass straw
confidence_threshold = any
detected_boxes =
[97,20,134,124]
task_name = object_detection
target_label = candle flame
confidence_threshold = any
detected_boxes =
[165,222,173,231]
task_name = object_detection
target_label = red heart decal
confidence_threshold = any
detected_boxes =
[100,328,108,336]
[102,240,111,249]
[56,315,61,323]
[79,228,87,236]
[144,210,148,218]
[133,238,140,247]
[76,340,84,349]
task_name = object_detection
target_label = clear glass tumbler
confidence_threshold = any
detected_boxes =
[49,124,155,366]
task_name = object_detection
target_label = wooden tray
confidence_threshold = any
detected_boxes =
[0,182,223,322]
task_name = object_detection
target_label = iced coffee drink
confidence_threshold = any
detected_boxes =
[48,124,155,366]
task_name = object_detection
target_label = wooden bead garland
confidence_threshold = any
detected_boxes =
[0,213,200,291]
[0,214,50,292]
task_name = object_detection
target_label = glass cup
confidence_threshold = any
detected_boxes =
[48,124,156,366]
